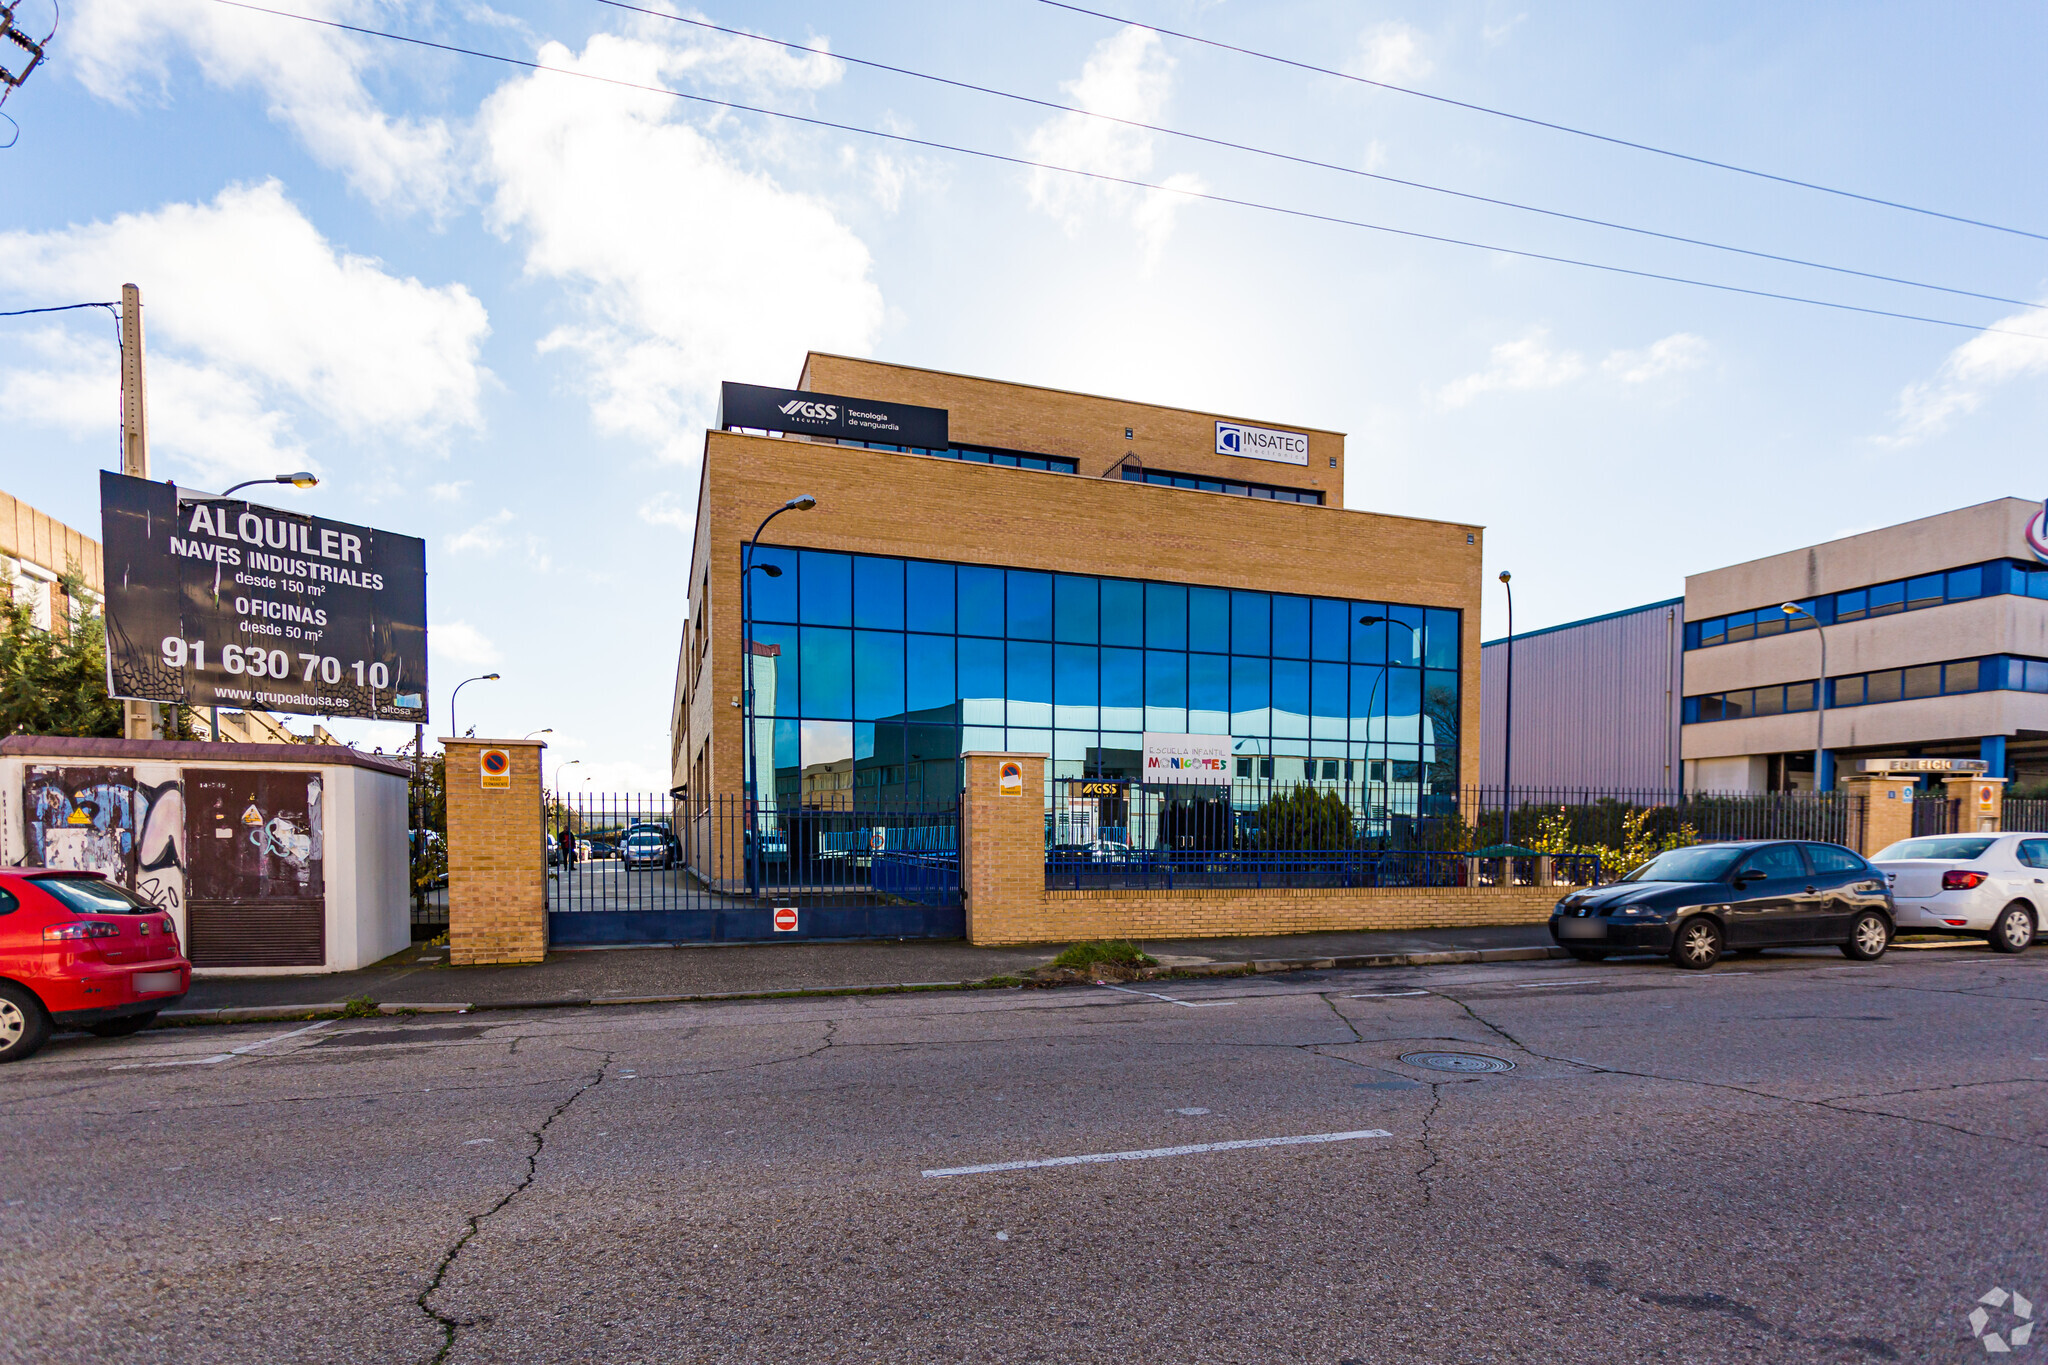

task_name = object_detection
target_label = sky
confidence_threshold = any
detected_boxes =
[3,0,2046,790]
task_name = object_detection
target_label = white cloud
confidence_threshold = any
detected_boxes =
[1483,14,1527,46]
[1436,328,1584,407]
[477,31,883,468]
[1346,22,1433,83]
[70,0,462,216]
[1023,26,1203,269]
[1602,333,1710,384]
[428,480,471,501]
[446,509,513,554]
[431,620,500,666]
[0,180,490,483]
[1885,300,2048,444]
[639,491,694,531]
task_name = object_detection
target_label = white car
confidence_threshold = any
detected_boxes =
[1869,833,2046,952]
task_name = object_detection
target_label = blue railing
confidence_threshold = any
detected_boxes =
[872,852,962,905]
[1043,849,1601,892]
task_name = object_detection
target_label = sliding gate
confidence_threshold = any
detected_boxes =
[547,793,962,945]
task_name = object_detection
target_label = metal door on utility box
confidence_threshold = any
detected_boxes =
[184,770,325,967]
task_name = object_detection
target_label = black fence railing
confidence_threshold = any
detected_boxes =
[1043,848,1602,893]
[2005,798,2048,833]
[1911,796,1960,838]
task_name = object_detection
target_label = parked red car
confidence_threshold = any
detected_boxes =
[0,871,190,1063]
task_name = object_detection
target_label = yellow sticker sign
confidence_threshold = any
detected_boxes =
[999,760,1023,797]
[481,748,512,789]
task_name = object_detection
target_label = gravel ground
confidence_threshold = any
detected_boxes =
[3,946,2044,1363]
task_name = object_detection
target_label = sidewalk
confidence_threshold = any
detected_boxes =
[166,925,1567,1019]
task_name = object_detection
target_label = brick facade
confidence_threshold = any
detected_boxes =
[445,738,548,965]
[1944,773,2006,835]
[1841,774,1919,856]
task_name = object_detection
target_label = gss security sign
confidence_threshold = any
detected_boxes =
[719,382,949,449]
[1216,420,1309,467]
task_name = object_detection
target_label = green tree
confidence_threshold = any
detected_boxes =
[1249,784,1357,851]
[0,596,121,738]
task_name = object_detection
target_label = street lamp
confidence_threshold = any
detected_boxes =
[741,495,817,895]
[1356,614,1425,786]
[1781,602,1830,790]
[219,472,319,497]
[448,673,499,739]
[1498,570,1515,847]
[524,728,552,740]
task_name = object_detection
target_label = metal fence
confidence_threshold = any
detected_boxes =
[2005,798,2048,833]
[1911,796,1959,838]
[1045,848,1602,893]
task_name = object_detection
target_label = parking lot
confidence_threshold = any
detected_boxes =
[3,945,2044,1363]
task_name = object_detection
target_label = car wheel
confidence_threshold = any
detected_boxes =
[0,982,53,1064]
[1990,903,2036,954]
[1564,948,1609,962]
[1842,910,1891,961]
[86,1012,157,1039]
[1670,917,1723,970]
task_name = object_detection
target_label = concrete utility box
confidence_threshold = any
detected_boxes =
[0,736,410,976]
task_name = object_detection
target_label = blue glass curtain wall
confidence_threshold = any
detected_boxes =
[742,547,1462,808]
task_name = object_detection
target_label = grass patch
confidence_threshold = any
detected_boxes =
[1048,940,1156,971]
[338,994,380,1019]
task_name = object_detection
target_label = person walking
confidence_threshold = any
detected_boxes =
[560,826,577,874]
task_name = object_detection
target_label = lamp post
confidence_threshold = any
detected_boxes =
[524,728,552,740]
[1781,602,1830,791]
[1356,614,1425,804]
[219,472,319,497]
[741,495,818,895]
[448,673,499,739]
[1498,571,1515,847]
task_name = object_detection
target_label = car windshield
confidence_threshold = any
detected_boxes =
[35,875,157,915]
[626,834,663,845]
[1873,836,1997,861]
[1621,846,1744,883]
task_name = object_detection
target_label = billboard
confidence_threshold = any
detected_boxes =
[717,381,950,449]
[1141,732,1232,785]
[100,472,428,722]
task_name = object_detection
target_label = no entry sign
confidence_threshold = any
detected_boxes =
[773,906,799,933]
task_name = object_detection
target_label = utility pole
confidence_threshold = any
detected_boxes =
[118,283,164,743]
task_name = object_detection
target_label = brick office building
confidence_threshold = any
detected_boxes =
[671,355,1484,831]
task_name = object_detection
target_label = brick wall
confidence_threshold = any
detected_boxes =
[445,739,548,965]
[1842,775,1918,857]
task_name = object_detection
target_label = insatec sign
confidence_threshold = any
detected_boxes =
[1215,420,1309,467]
[100,472,428,722]
[1142,732,1232,785]
[719,381,950,450]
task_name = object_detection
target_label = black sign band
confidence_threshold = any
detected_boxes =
[718,381,949,449]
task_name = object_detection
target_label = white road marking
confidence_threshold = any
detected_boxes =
[1511,978,1602,989]
[1346,990,1428,998]
[1097,983,1236,1008]
[109,1019,330,1071]
[922,1128,1393,1178]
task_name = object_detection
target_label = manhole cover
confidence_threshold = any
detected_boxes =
[1399,1050,1515,1074]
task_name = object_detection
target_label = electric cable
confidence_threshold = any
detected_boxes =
[1040,0,2048,244]
[203,0,2048,344]
[595,0,2040,312]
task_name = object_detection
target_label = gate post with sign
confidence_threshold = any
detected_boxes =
[1943,774,2005,833]
[1839,774,1920,858]
[960,751,1046,945]
[444,738,548,965]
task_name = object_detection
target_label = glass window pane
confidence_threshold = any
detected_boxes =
[1273,596,1311,658]
[1007,571,1053,641]
[1189,653,1229,733]
[1312,661,1346,738]
[959,637,1004,724]
[1145,649,1187,731]
[1273,659,1309,737]
[1866,670,1903,704]
[958,566,1004,637]
[773,717,799,796]
[1054,575,1098,644]
[1385,668,1421,742]
[1006,641,1052,726]
[2027,660,2048,693]
[800,720,853,793]
[1232,591,1270,656]
[1903,664,1941,699]
[1101,579,1144,647]
[2032,571,2048,601]
[1007,727,1051,756]
[1101,646,1143,730]
[1944,659,1979,693]
[1868,581,1905,616]
[1698,616,1725,647]
[798,551,851,627]
[1723,690,1752,719]
[1053,731,1092,762]
[1907,574,1944,609]
[905,723,958,801]
[962,726,1004,753]
[750,545,798,622]
[1754,613,1785,638]
[1350,664,1386,739]
[853,630,905,721]
[1389,606,1424,665]
[1785,681,1815,712]
[1424,608,1459,670]
[1145,583,1187,650]
[1351,606,1389,665]
[1231,655,1269,735]
[1726,611,1756,643]
[905,634,955,719]
[752,623,798,720]
[1947,566,1983,600]
[1695,694,1724,721]
[1189,587,1230,653]
[1055,644,1099,728]
[852,557,903,630]
[799,627,851,718]
[1312,598,1349,661]
[1832,675,1863,707]
[1833,590,1865,622]
[905,561,954,634]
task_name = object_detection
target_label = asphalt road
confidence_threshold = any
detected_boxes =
[4,946,2046,1364]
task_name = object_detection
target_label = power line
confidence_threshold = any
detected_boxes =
[0,301,118,317]
[203,0,2048,345]
[1039,0,2048,245]
[595,0,2041,312]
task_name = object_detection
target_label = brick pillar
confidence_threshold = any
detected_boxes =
[445,738,548,965]
[960,752,1046,945]
[1840,774,1918,858]
[1944,774,2006,834]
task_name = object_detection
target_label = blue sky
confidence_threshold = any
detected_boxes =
[4,0,2046,787]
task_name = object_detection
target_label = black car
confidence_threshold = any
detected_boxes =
[1550,839,1894,969]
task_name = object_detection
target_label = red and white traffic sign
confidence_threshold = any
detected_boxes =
[773,906,799,933]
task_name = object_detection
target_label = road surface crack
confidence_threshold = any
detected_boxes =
[1414,1083,1445,1208]
[1539,1253,1897,1359]
[414,1050,613,1364]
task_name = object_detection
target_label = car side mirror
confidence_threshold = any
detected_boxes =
[1733,869,1762,886]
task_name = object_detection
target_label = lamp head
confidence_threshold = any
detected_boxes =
[1358,615,1386,626]
[484,673,501,681]
[787,494,818,511]
[1780,602,1804,617]
[281,472,319,489]
[756,563,782,577]
[1498,570,1512,584]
